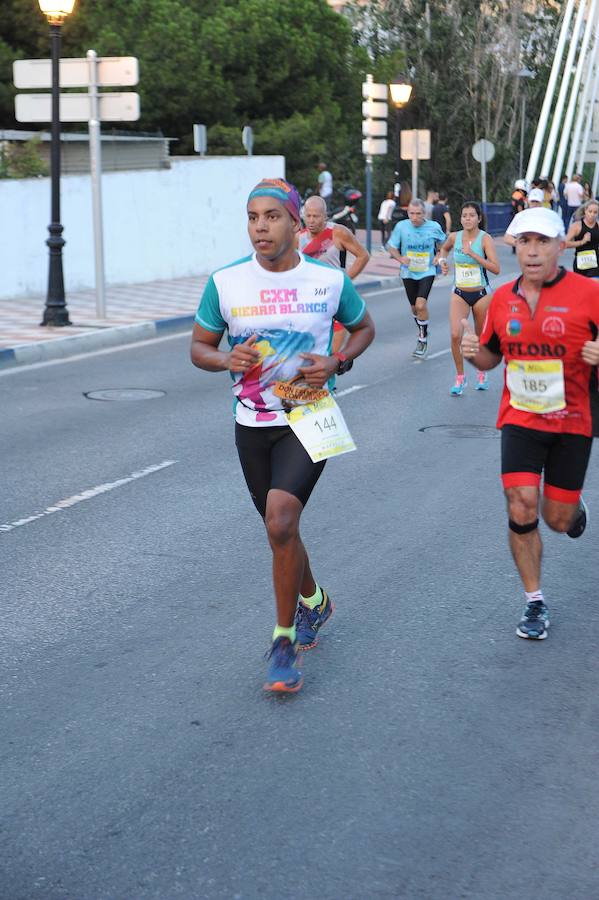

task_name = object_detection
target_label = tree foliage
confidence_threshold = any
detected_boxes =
[0,0,559,201]
[348,0,560,203]
[0,0,368,192]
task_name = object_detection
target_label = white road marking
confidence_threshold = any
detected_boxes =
[336,384,368,397]
[427,348,452,360]
[0,459,177,534]
[360,287,401,297]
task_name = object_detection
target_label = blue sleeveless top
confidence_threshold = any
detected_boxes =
[454,230,489,289]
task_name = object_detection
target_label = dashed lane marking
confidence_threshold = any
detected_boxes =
[0,459,177,534]
[336,384,369,397]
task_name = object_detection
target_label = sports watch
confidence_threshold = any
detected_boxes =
[333,352,354,375]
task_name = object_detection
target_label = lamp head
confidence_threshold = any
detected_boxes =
[389,80,413,108]
[38,0,77,24]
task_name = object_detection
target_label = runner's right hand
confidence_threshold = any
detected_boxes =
[581,232,592,246]
[461,319,480,358]
[228,334,260,372]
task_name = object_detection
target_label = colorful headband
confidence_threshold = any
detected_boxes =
[247,178,301,222]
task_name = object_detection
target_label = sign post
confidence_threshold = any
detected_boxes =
[362,75,388,252]
[87,50,106,319]
[400,129,431,198]
[472,139,495,211]
[14,54,140,319]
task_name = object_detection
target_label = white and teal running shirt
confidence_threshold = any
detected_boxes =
[195,252,366,427]
[387,218,446,279]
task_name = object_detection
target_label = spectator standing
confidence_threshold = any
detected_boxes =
[546,180,558,211]
[377,191,396,246]
[424,188,438,219]
[317,162,333,212]
[432,190,452,235]
[558,174,569,223]
[564,174,585,227]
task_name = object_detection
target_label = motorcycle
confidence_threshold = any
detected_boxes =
[330,186,362,233]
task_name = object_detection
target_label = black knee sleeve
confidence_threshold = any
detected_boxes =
[509,518,539,534]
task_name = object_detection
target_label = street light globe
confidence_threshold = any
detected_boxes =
[389,81,413,108]
[38,0,77,23]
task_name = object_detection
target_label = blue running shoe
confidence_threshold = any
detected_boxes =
[295,589,334,650]
[516,601,550,640]
[450,376,467,396]
[264,637,303,692]
[475,371,489,390]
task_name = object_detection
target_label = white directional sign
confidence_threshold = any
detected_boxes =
[362,80,388,156]
[362,138,388,155]
[362,81,387,100]
[362,119,387,138]
[15,92,141,123]
[13,57,139,89]
[400,129,431,160]
[362,100,388,118]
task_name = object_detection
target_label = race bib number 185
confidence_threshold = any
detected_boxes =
[506,359,566,414]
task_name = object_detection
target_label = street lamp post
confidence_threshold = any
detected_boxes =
[389,79,413,194]
[38,0,77,327]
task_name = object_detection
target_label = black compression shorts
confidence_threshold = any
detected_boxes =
[402,276,435,306]
[453,286,487,306]
[235,423,326,518]
[501,424,592,504]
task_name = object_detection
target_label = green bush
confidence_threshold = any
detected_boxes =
[0,137,49,179]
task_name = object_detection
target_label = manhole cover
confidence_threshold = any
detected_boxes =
[419,424,499,439]
[84,389,166,402]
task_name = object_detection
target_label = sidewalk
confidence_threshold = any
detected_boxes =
[0,246,399,370]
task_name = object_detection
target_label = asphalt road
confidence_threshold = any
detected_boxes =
[1,250,598,900]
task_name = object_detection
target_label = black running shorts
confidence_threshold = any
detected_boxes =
[453,286,487,307]
[235,423,326,518]
[402,276,435,306]
[501,424,592,504]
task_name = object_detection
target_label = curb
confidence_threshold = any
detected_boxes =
[0,314,196,371]
[0,279,396,373]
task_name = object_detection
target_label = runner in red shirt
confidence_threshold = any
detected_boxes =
[461,207,599,640]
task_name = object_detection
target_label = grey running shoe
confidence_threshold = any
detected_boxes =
[413,339,428,358]
[516,601,550,640]
[567,497,588,539]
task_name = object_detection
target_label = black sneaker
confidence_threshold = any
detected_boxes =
[567,497,588,539]
[516,601,550,640]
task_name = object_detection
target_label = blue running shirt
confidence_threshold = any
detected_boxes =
[388,219,446,279]
[195,253,366,426]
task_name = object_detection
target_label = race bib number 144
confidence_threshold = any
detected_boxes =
[285,395,356,462]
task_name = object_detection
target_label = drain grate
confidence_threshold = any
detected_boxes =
[419,424,499,439]
[84,389,166,402]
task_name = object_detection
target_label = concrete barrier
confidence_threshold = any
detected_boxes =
[2,155,285,300]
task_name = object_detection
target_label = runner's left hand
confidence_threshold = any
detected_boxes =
[581,339,599,365]
[298,353,339,387]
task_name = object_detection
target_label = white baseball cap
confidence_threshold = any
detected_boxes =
[506,207,565,238]
[527,188,545,203]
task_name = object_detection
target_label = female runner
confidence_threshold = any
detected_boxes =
[565,199,599,280]
[439,202,500,395]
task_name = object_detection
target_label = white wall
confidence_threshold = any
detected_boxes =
[0,155,285,299]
